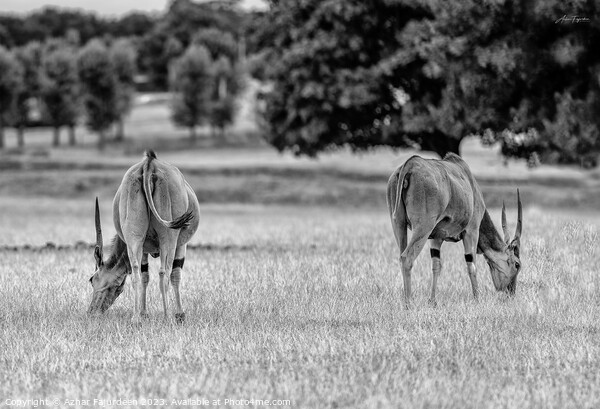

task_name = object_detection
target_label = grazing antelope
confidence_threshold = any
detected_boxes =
[88,150,200,323]
[387,153,522,304]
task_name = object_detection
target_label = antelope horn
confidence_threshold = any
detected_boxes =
[513,189,522,242]
[95,197,103,252]
[501,201,510,244]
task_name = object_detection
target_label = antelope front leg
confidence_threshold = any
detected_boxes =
[463,233,479,300]
[429,239,443,306]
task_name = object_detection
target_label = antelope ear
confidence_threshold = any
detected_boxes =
[94,245,103,268]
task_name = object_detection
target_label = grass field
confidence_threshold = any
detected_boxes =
[1,203,600,408]
[2,96,600,408]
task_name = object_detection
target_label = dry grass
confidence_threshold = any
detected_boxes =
[1,202,599,408]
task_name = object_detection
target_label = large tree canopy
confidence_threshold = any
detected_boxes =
[256,0,600,164]
[257,0,442,157]
[408,0,600,166]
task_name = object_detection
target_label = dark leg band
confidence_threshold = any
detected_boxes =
[141,264,149,272]
[465,254,474,263]
[173,258,185,270]
[430,249,440,258]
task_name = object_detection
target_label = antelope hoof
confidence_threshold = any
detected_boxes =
[428,298,438,308]
[175,312,186,324]
[140,312,150,319]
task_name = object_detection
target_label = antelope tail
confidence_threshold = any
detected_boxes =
[142,150,193,230]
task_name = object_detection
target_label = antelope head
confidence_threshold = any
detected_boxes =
[488,190,523,294]
[87,197,128,315]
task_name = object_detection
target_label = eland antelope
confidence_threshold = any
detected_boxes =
[88,150,200,323]
[387,153,522,304]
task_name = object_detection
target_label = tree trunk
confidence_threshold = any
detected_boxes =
[115,118,124,141]
[418,130,463,158]
[17,126,24,148]
[0,122,4,149]
[68,125,76,146]
[53,127,60,147]
[98,130,106,150]
[190,126,197,141]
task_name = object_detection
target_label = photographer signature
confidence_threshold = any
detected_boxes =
[555,15,591,24]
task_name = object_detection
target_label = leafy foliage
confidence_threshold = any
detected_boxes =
[40,45,80,129]
[193,28,238,63]
[454,0,600,166]
[139,0,243,89]
[255,0,446,157]
[255,0,600,165]
[170,45,214,138]
[110,38,137,140]
[208,54,244,135]
[0,7,156,47]
[12,42,43,130]
[0,46,23,146]
[77,40,118,140]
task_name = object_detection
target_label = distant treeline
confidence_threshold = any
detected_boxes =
[0,0,267,150]
[0,0,264,90]
[0,9,156,47]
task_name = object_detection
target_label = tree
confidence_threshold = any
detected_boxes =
[40,45,80,146]
[109,12,157,38]
[193,27,239,62]
[256,0,600,165]
[77,39,119,149]
[208,56,243,137]
[396,0,600,167]
[110,38,137,141]
[169,45,214,140]
[138,0,243,90]
[13,42,43,147]
[255,0,445,157]
[194,27,245,138]
[0,47,23,149]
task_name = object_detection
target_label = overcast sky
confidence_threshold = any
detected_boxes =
[0,0,267,16]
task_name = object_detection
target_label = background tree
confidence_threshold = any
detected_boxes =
[110,38,137,141]
[391,0,600,166]
[40,45,80,146]
[77,39,119,149]
[13,42,43,147]
[0,46,23,149]
[138,0,243,90]
[255,0,600,164]
[169,45,214,140]
[193,27,239,63]
[109,12,157,38]
[208,56,243,137]
[254,0,439,157]
[194,28,245,138]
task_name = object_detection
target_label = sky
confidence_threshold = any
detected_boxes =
[0,0,267,16]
